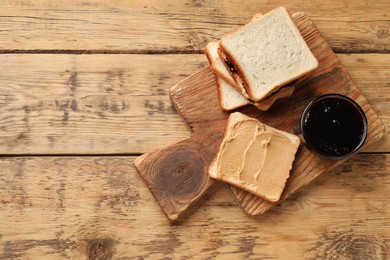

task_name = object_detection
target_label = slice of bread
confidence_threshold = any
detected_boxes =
[219,6,318,102]
[209,112,300,202]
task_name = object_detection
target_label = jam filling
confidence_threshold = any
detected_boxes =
[223,57,238,74]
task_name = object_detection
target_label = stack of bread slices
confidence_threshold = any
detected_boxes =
[205,6,318,111]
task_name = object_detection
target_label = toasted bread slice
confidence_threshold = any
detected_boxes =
[219,6,318,102]
[209,112,300,202]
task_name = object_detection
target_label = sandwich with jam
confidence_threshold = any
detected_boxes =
[205,6,318,111]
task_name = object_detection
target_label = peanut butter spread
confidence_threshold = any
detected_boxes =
[214,113,300,202]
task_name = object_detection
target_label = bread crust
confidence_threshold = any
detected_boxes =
[204,41,217,65]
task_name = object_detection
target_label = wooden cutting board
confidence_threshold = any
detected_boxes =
[134,12,385,221]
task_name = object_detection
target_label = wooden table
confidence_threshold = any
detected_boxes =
[0,1,388,259]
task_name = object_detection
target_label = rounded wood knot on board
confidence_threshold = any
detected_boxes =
[312,231,387,259]
[151,142,207,198]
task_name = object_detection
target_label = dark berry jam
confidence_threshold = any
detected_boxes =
[223,57,237,73]
[301,94,367,159]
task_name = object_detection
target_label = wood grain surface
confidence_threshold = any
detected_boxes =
[0,155,388,259]
[0,0,389,53]
[135,12,385,220]
[0,54,388,154]
[0,0,389,258]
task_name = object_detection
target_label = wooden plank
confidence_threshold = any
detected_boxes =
[0,0,389,53]
[0,54,201,154]
[0,54,388,154]
[0,154,388,259]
